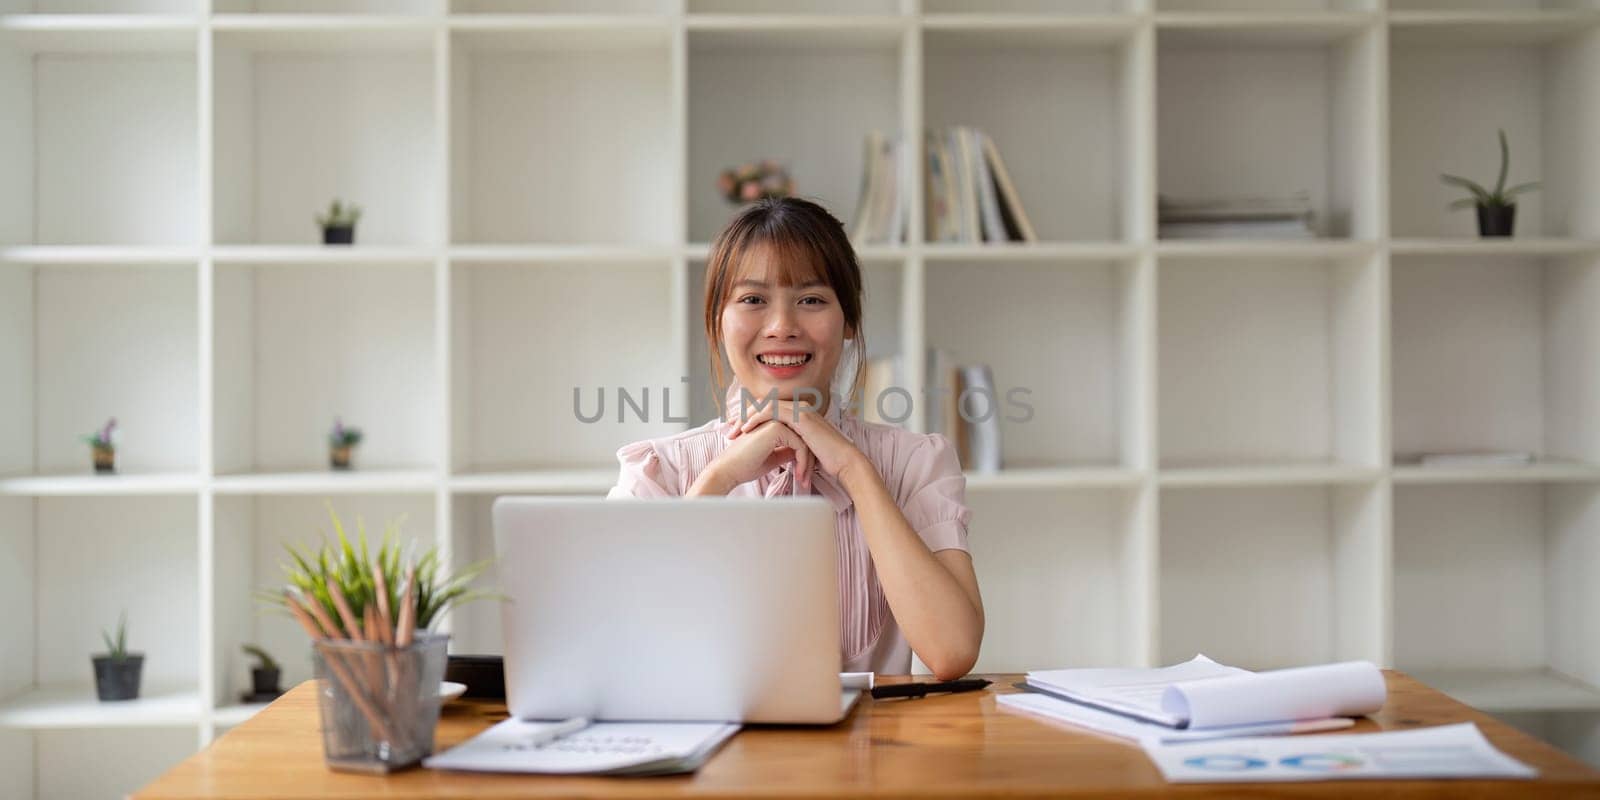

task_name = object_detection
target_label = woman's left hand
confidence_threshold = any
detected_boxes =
[726,399,865,490]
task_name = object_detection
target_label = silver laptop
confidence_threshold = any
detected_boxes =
[492,496,862,724]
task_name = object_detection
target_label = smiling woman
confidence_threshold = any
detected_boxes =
[605,198,985,680]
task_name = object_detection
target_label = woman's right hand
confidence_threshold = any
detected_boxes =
[687,420,811,496]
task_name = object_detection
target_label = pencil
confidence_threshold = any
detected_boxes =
[395,565,416,648]
[327,582,364,643]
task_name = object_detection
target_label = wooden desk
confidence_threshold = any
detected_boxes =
[137,671,1600,798]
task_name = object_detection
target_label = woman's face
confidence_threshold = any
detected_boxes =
[720,245,848,414]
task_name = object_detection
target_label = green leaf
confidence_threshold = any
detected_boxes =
[1494,128,1510,198]
[1502,181,1540,198]
[1440,173,1492,205]
[1448,198,1478,211]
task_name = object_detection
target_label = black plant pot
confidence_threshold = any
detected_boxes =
[251,667,282,696]
[1477,203,1516,237]
[322,225,355,245]
[92,654,143,702]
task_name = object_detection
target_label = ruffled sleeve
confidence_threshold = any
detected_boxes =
[606,438,683,499]
[897,433,973,553]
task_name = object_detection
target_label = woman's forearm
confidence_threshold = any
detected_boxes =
[839,458,984,680]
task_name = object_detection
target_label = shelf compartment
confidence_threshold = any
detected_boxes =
[688,0,899,13]
[1394,482,1600,711]
[1390,10,1600,46]
[1393,459,1600,485]
[687,24,902,244]
[212,29,437,246]
[1391,253,1600,466]
[1155,12,1377,46]
[449,25,673,246]
[0,685,200,729]
[0,14,198,52]
[213,262,438,475]
[450,468,617,494]
[211,469,437,494]
[0,472,201,496]
[1158,253,1381,469]
[8,0,198,15]
[212,494,437,701]
[965,467,1146,491]
[1390,238,1600,257]
[1389,28,1600,240]
[1159,484,1385,669]
[30,727,198,800]
[923,1,1135,15]
[0,266,199,479]
[972,487,1151,671]
[924,23,1144,244]
[0,39,197,246]
[1413,668,1600,714]
[16,497,202,705]
[213,0,440,14]
[1156,22,1382,240]
[453,0,670,13]
[1158,463,1381,487]
[452,259,682,473]
[926,258,1145,471]
[688,257,905,428]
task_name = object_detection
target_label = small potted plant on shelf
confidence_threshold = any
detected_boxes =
[1440,129,1540,237]
[316,199,362,245]
[717,160,794,205]
[82,417,117,474]
[241,644,284,702]
[92,611,143,702]
[328,417,362,471]
[261,504,493,772]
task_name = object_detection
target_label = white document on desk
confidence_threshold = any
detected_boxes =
[423,717,740,776]
[1142,722,1537,782]
[997,691,1356,744]
[1025,655,1386,729]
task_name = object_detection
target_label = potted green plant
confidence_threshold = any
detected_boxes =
[262,504,492,772]
[328,417,362,471]
[92,611,143,702]
[316,199,362,245]
[241,644,283,702]
[1440,129,1540,237]
[82,417,117,474]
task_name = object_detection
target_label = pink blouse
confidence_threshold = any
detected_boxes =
[605,396,973,675]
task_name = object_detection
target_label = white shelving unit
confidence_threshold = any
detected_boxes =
[3,0,1600,796]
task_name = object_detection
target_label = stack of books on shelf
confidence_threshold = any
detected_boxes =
[925,126,1037,245]
[858,348,1002,474]
[850,131,909,246]
[1158,191,1316,240]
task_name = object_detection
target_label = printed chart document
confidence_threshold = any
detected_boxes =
[1143,723,1537,783]
[1024,655,1386,729]
[423,718,741,776]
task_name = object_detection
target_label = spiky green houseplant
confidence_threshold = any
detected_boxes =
[261,504,493,765]
[1440,129,1539,236]
[101,611,130,662]
[314,199,362,229]
[93,610,143,701]
[316,199,362,244]
[262,504,492,644]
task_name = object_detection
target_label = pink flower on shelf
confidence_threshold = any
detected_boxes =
[740,181,763,201]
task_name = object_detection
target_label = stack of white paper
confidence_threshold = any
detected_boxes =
[1033,655,1384,728]
[1142,722,1536,782]
[423,718,740,776]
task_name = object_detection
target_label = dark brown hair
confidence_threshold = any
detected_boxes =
[704,197,867,410]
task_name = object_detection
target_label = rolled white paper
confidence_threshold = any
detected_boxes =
[1161,660,1386,730]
